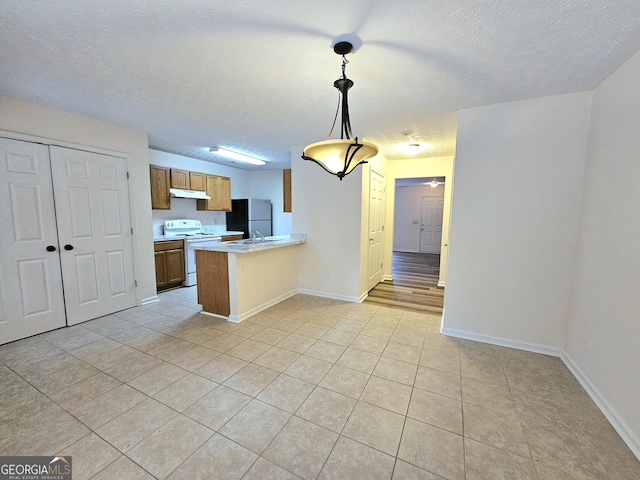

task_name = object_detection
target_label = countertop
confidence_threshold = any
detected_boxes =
[193,234,307,253]
[153,231,244,242]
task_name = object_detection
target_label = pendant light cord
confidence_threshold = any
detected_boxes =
[325,55,349,140]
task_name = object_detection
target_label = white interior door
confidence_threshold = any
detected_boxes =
[50,146,136,325]
[367,170,385,290]
[420,196,444,253]
[0,138,66,343]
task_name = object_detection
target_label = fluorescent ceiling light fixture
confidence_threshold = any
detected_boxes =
[302,40,378,181]
[209,147,266,165]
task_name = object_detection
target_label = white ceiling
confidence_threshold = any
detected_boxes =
[2,1,640,170]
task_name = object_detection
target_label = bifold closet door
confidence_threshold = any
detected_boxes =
[0,137,66,344]
[49,146,136,325]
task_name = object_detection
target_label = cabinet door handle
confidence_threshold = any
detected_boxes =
[64,244,74,251]
[46,245,57,252]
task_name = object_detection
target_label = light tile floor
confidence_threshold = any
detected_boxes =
[1,287,639,479]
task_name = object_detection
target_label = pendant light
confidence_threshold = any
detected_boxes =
[302,41,378,180]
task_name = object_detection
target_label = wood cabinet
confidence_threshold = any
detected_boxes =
[197,174,232,211]
[189,171,206,191]
[221,234,243,242]
[169,169,206,191]
[283,169,292,213]
[196,250,230,316]
[154,240,185,291]
[170,168,189,189]
[150,165,171,209]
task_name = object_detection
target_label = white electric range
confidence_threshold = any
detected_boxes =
[164,220,222,286]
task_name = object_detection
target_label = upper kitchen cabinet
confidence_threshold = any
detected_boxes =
[170,168,206,191]
[197,174,232,211]
[150,165,171,209]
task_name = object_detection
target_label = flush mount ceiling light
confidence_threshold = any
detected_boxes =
[428,177,444,188]
[209,147,266,166]
[302,41,378,180]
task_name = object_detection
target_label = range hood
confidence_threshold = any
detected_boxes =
[170,188,211,200]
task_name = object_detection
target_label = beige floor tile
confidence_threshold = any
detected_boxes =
[350,334,388,355]
[389,329,424,349]
[3,410,91,456]
[263,416,338,480]
[91,455,155,480]
[461,355,508,387]
[126,415,213,479]
[398,418,464,480]
[414,366,461,400]
[226,339,272,362]
[336,347,380,374]
[125,331,175,352]
[408,388,463,435]
[295,322,331,339]
[276,333,317,353]
[462,377,517,415]
[250,327,291,345]
[319,435,395,480]
[183,385,251,430]
[342,401,405,456]
[243,457,300,480]
[373,356,418,386]
[58,433,120,480]
[219,399,291,453]
[95,398,177,452]
[397,319,428,334]
[420,348,460,375]
[257,374,315,413]
[284,354,333,384]
[333,318,367,334]
[319,364,370,399]
[84,344,142,370]
[392,460,444,479]
[271,317,306,332]
[69,337,122,360]
[465,438,538,480]
[360,324,394,341]
[463,403,531,458]
[147,338,197,361]
[195,353,248,383]
[383,342,422,365]
[47,372,122,410]
[320,327,358,347]
[70,384,147,429]
[223,363,278,396]
[29,359,101,395]
[167,433,257,479]
[361,376,412,415]
[104,352,164,382]
[253,346,300,372]
[202,332,247,353]
[49,329,106,352]
[296,386,356,433]
[177,325,222,345]
[304,340,347,363]
[127,362,189,396]
[153,373,217,412]
[225,322,267,339]
[167,345,221,371]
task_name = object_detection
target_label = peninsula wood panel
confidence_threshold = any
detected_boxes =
[196,250,230,316]
[283,169,292,212]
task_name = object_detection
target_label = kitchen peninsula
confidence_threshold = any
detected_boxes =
[194,234,306,322]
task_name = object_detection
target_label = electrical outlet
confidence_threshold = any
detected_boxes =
[328,273,333,281]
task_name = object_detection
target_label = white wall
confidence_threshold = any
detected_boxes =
[0,95,156,304]
[387,157,454,286]
[291,145,364,302]
[565,49,640,453]
[394,184,445,252]
[249,169,292,236]
[443,92,592,350]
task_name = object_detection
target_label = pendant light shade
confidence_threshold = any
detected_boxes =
[302,41,378,180]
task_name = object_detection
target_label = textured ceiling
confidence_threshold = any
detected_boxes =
[1,1,640,170]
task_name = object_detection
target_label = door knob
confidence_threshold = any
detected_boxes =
[46,245,57,252]
[64,244,74,251]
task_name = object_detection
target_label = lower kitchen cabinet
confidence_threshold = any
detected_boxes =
[154,240,185,291]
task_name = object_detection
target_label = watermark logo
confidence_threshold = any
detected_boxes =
[0,456,72,480]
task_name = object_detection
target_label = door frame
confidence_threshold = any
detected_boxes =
[0,129,143,307]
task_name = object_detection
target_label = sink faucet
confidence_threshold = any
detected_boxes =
[254,230,265,242]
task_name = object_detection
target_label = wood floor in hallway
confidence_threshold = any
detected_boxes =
[364,251,444,315]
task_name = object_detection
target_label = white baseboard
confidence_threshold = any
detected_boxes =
[561,352,640,460]
[297,288,361,303]
[382,275,393,282]
[441,324,640,461]
[141,295,159,305]
[440,326,563,357]
[228,289,299,323]
[437,280,446,288]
